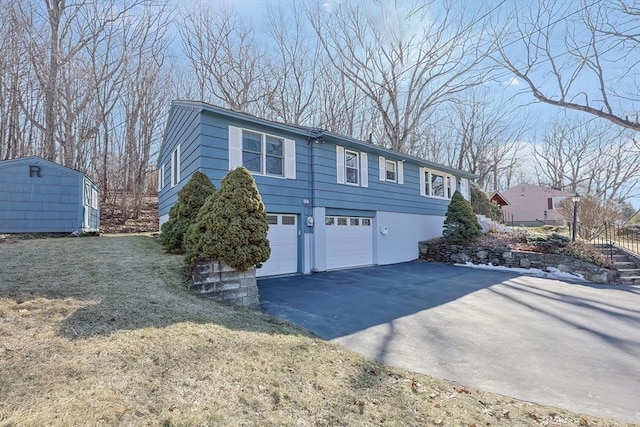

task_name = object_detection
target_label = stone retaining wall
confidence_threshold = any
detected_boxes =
[190,260,260,309]
[418,241,619,284]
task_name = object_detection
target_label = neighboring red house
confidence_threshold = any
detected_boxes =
[498,183,573,226]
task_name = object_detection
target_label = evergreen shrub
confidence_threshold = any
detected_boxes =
[183,167,270,271]
[160,171,216,253]
[443,190,483,243]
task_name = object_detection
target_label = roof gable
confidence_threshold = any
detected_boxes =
[0,156,98,187]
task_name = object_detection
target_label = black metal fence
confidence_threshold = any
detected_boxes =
[586,222,640,259]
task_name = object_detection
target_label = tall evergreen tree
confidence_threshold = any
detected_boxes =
[443,190,482,243]
[160,171,216,253]
[183,167,270,271]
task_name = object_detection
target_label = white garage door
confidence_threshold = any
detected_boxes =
[325,216,373,270]
[257,214,298,277]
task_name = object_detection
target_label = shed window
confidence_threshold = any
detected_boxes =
[84,182,92,206]
[91,189,99,210]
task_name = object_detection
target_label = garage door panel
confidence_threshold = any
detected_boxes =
[326,216,373,270]
[257,214,298,277]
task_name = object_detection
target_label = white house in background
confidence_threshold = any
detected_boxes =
[499,183,573,226]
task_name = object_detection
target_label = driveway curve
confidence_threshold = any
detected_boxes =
[258,262,640,424]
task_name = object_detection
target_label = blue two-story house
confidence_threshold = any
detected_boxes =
[158,101,475,277]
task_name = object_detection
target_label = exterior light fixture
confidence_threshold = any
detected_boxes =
[572,193,580,242]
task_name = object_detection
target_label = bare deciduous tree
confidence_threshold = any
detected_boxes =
[179,6,272,113]
[533,119,639,201]
[440,90,527,191]
[308,0,497,153]
[264,2,319,125]
[557,194,621,240]
[496,0,640,131]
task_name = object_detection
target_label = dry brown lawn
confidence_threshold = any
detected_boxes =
[0,236,634,426]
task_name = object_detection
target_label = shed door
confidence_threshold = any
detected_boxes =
[325,216,373,270]
[83,180,92,229]
[257,214,298,277]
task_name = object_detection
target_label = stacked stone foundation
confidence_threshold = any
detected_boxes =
[190,260,260,310]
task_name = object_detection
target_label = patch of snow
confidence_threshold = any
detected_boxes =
[454,262,587,282]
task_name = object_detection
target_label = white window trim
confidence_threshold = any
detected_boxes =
[158,165,165,191]
[337,145,368,187]
[91,188,99,210]
[459,178,470,200]
[228,126,296,179]
[345,149,360,186]
[379,156,404,184]
[420,167,456,200]
[170,144,181,188]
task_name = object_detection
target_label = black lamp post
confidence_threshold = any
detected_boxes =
[572,193,580,242]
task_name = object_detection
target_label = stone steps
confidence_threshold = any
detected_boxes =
[593,244,640,285]
[620,276,640,285]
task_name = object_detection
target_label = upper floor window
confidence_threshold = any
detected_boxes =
[336,145,368,187]
[229,126,296,179]
[420,167,456,199]
[158,164,165,191]
[378,156,404,184]
[242,130,284,176]
[345,150,359,184]
[170,144,181,187]
[385,160,396,182]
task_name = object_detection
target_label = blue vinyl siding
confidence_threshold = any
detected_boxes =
[157,105,202,217]
[0,157,99,233]
[198,112,312,217]
[158,101,469,220]
[159,104,313,221]
[312,140,451,216]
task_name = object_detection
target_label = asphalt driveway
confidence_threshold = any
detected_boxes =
[258,262,640,423]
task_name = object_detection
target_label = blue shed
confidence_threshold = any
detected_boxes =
[0,156,100,234]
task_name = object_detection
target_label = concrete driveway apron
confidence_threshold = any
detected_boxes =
[258,262,640,424]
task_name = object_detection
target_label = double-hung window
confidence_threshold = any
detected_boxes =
[420,168,456,199]
[242,131,284,177]
[386,160,396,181]
[229,126,296,179]
[345,150,359,184]
[336,145,368,187]
[378,156,404,184]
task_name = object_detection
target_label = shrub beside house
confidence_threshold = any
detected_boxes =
[181,167,270,310]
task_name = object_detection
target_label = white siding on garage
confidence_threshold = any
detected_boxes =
[325,216,373,270]
[375,211,445,265]
[257,214,298,277]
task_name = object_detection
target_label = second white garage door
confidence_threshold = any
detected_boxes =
[325,216,373,270]
[257,214,298,277]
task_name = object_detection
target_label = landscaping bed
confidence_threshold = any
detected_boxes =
[419,230,619,284]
